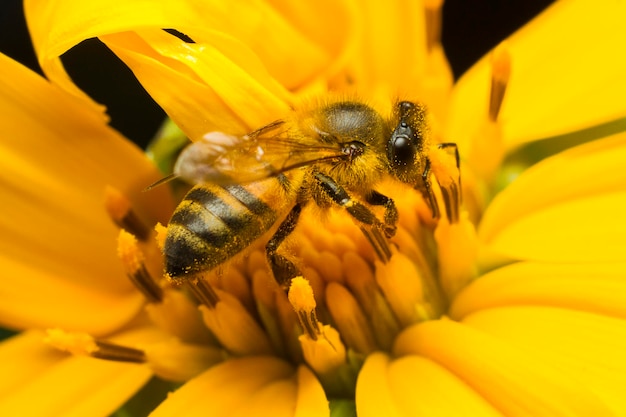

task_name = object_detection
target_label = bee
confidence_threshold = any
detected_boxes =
[161,99,458,290]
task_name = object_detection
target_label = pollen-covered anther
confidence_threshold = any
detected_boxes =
[290,277,355,396]
[489,44,512,122]
[45,329,146,363]
[288,276,321,340]
[104,185,151,241]
[154,222,168,251]
[117,229,163,303]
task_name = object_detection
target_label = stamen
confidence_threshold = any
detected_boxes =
[424,0,444,52]
[187,276,220,307]
[489,44,512,122]
[326,282,378,354]
[199,288,274,356]
[360,226,392,263]
[291,277,356,397]
[434,214,479,299]
[344,255,402,350]
[145,339,222,382]
[45,329,146,363]
[104,186,151,241]
[117,230,163,303]
[288,276,321,340]
[375,251,436,327]
[429,144,462,224]
[145,289,216,345]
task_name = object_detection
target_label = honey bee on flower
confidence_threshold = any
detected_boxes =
[159,98,460,289]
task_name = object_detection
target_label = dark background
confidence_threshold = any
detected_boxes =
[0,0,554,148]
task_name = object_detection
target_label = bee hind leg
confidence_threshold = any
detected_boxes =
[266,203,303,291]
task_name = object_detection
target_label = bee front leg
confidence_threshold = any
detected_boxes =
[314,172,392,263]
[416,158,441,219]
[266,203,303,291]
[366,190,398,239]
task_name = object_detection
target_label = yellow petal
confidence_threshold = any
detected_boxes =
[0,330,152,417]
[451,261,626,321]
[356,352,501,417]
[463,306,626,416]
[24,0,333,125]
[388,355,502,417]
[293,366,330,417]
[346,0,432,104]
[394,319,612,417]
[0,53,171,334]
[479,132,626,262]
[446,1,626,150]
[355,352,403,417]
[100,29,291,137]
[150,356,328,417]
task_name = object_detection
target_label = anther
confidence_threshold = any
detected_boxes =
[117,230,163,303]
[430,144,462,224]
[326,282,378,354]
[489,45,512,122]
[45,329,146,363]
[288,276,322,340]
[187,276,220,308]
[424,0,444,53]
[154,222,168,251]
[104,186,151,240]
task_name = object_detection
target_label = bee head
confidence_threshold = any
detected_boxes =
[387,101,428,184]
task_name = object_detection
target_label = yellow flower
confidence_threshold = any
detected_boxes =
[0,0,623,416]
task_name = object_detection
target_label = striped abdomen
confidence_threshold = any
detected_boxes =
[164,182,285,279]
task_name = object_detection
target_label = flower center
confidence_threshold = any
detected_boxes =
[45,150,474,398]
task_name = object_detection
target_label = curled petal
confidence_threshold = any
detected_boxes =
[24,0,354,134]
[100,30,291,137]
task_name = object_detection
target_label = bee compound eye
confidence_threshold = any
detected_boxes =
[390,135,416,167]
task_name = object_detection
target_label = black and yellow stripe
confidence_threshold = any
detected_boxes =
[164,183,279,279]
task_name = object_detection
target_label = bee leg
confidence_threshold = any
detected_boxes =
[366,190,398,238]
[314,172,392,263]
[266,203,303,291]
[417,158,441,219]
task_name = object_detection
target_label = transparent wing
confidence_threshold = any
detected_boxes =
[173,121,347,185]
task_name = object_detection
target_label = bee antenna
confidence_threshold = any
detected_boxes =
[143,173,179,192]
